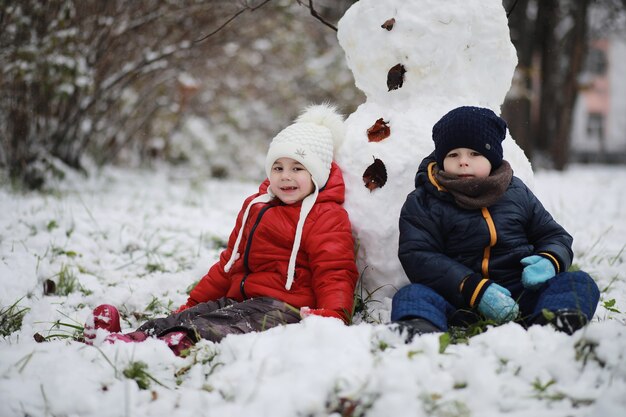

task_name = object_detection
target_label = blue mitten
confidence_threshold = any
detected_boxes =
[477,283,519,324]
[521,255,556,290]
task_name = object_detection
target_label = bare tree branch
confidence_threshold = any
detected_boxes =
[193,0,273,43]
[306,0,338,32]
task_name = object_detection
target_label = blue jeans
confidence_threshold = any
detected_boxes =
[391,271,600,331]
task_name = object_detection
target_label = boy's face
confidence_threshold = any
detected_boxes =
[442,147,492,178]
[269,157,315,205]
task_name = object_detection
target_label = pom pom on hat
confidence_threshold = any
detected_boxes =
[433,106,507,170]
[265,103,345,189]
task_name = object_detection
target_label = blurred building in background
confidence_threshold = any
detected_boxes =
[571,34,626,163]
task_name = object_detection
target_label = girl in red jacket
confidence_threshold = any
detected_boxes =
[84,104,359,354]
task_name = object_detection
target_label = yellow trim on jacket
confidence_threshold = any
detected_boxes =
[480,207,497,279]
[539,252,561,273]
[427,162,446,192]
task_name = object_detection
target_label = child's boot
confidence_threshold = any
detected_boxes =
[535,309,588,335]
[84,304,121,345]
[392,317,441,342]
[159,331,194,356]
[555,310,588,334]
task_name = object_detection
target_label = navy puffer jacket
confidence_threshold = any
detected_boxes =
[399,154,573,309]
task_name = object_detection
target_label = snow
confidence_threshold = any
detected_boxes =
[1,163,625,417]
[1,0,625,416]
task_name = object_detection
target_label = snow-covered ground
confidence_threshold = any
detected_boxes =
[0,163,625,417]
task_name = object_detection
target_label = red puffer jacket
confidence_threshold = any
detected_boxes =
[179,162,358,323]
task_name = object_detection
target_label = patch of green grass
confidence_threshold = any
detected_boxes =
[175,343,222,385]
[51,245,79,258]
[325,386,379,417]
[375,340,389,352]
[532,378,556,393]
[123,361,168,390]
[34,310,85,342]
[129,297,175,323]
[575,338,605,367]
[438,332,452,354]
[601,298,620,313]
[92,347,169,390]
[39,320,84,342]
[350,267,391,324]
[539,308,556,322]
[43,263,91,297]
[421,392,470,417]
[0,298,30,337]
[145,262,166,274]
[407,349,425,359]
[438,318,495,353]
[531,378,574,403]
[530,377,595,406]
[144,296,175,316]
[56,264,80,295]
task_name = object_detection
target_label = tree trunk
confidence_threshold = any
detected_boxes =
[503,0,534,159]
[551,0,590,170]
[535,0,560,155]
[532,0,592,170]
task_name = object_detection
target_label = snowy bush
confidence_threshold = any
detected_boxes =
[0,0,361,188]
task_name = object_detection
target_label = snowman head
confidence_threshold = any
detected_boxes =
[337,0,517,108]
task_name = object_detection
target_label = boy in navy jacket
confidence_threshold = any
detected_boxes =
[392,106,599,338]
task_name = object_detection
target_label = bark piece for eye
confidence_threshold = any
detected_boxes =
[362,157,388,191]
[387,63,406,91]
[367,118,391,142]
[381,18,395,31]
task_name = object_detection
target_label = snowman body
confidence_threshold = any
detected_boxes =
[335,0,534,320]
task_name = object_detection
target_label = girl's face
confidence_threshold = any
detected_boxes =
[443,147,492,178]
[269,157,315,205]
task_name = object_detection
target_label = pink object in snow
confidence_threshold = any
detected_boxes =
[84,304,121,345]
[159,331,194,356]
[104,330,148,344]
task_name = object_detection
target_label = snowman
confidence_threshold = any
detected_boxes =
[335,0,534,321]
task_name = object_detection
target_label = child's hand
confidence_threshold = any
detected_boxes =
[299,306,347,323]
[521,255,556,290]
[299,306,312,318]
[174,304,190,314]
[477,283,519,324]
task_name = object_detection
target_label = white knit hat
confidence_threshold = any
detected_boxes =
[224,103,346,290]
[264,103,345,188]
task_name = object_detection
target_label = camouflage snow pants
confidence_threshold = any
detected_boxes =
[137,297,301,343]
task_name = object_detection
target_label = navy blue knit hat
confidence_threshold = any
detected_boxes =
[432,106,507,170]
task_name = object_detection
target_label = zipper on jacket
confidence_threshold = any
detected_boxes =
[480,207,497,278]
[240,274,249,299]
[239,204,273,299]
